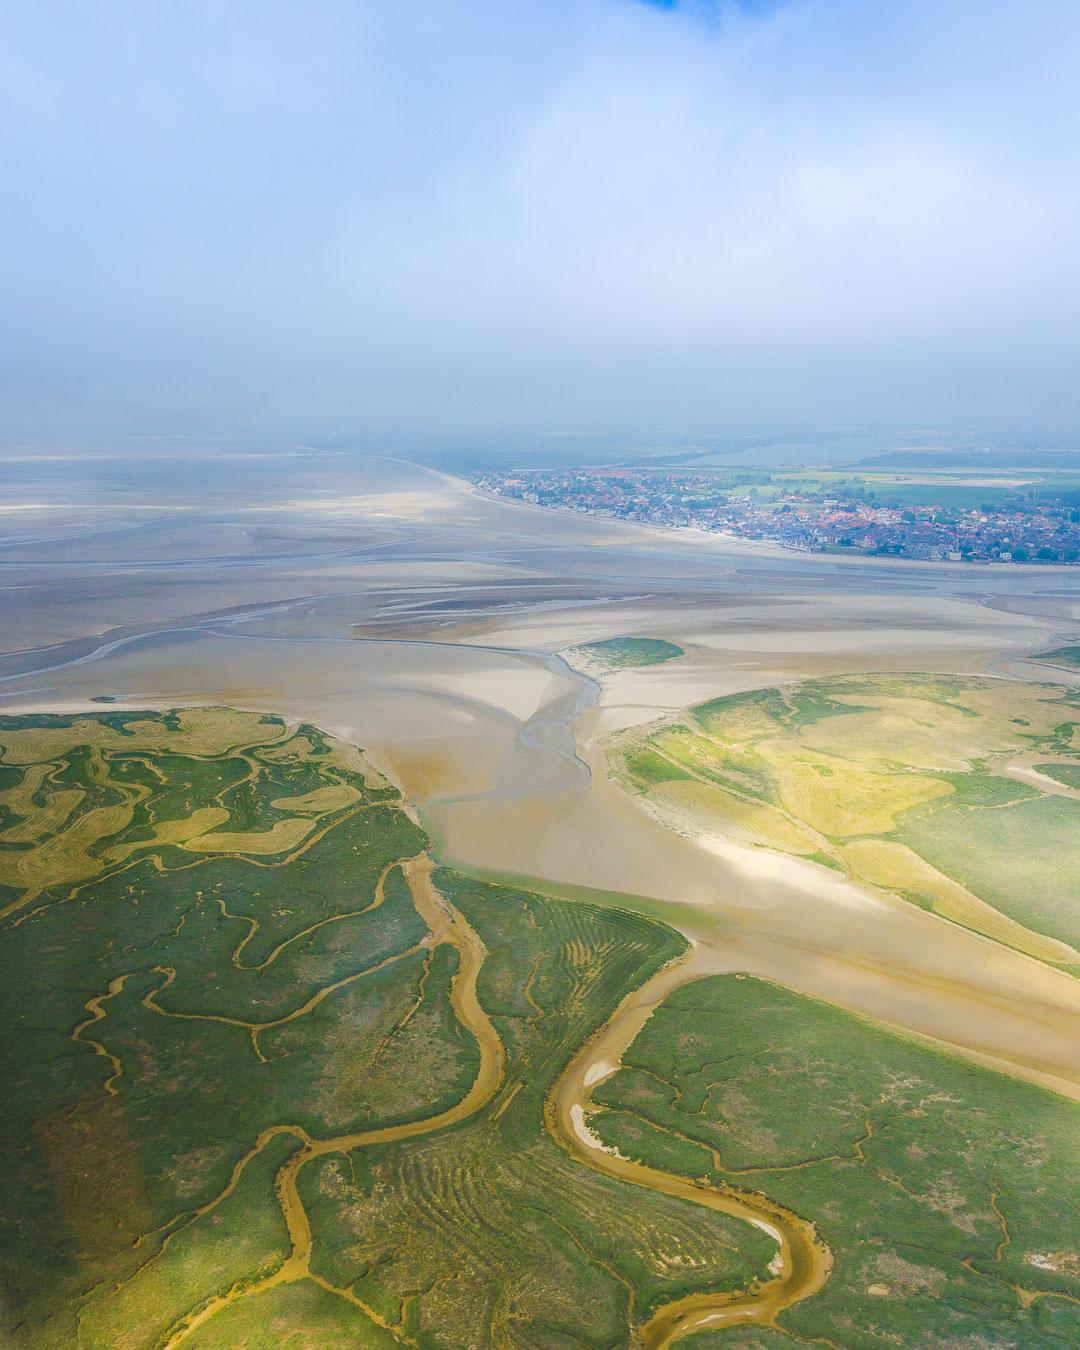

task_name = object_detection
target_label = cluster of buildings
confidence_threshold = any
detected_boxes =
[472,469,1080,565]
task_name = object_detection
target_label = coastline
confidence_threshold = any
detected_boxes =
[460,477,1080,575]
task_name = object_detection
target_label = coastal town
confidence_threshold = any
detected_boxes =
[472,468,1080,564]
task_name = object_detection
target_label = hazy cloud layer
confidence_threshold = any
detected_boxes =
[2,0,1079,437]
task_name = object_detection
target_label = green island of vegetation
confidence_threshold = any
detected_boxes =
[1033,646,1080,671]
[593,975,1080,1347]
[571,636,685,671]
[614,673,1080,966]
[1,705,1077,1347]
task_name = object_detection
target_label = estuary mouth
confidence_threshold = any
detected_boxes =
[5,456,1080,1346]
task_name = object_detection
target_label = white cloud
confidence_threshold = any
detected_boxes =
[2,0,1079,434]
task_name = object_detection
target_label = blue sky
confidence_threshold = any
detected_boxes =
[1,0,1079,438]
[640,1,783,12]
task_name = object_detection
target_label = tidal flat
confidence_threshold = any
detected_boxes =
[2,451,1080,1345]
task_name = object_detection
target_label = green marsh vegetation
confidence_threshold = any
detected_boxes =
[0,708,770,1348]
[593,975,1080,1348]
[572,637,684,671]
[1034,645,1080,671]
[615,673,1080,963]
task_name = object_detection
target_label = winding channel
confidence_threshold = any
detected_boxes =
[151,852,825,1348]
[548,943,831,1346]
[159,853,506,1347]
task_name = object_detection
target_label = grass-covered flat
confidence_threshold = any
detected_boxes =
[1033,645,1080,671]
[592,975,1080,1348]
[0,708,774,1348]
[571,636,685,671]
[614,674,1080,964]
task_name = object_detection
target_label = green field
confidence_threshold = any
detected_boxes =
[0,708,772,1348]
[615,674,1080,964]
[593,976,1080,1348]
[1036,761,1080,789]
[1034,646,1080,670]
[677,468,1055,512]
[866,481,1024,509]
[571,636,684,670]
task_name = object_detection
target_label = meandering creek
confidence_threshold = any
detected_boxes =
[548,942,832,1344]
[159,854,506,1347]
[149,854,823,1347]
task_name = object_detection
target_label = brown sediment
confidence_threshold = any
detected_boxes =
[1015,1285,1080,1309]
[111,1124,310,1302]
[546,945,832,1347]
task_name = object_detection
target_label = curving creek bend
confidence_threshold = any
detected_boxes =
[3,614,1080,1342]
[135,852,827,1347]
[547,942,831,1345]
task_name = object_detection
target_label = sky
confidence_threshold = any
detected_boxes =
[2,0,1079,441]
